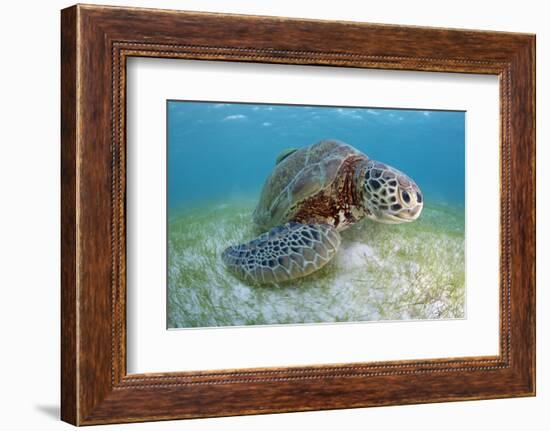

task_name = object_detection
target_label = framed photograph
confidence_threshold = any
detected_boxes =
[61,4,535,425]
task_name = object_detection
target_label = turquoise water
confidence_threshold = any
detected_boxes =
[167,101,465,328]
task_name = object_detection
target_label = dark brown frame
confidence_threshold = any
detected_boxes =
[61,4,536,426]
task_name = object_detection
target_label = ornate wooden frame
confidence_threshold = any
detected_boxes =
[61,4,536,426]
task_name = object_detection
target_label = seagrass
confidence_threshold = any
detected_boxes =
[61,4,535,425]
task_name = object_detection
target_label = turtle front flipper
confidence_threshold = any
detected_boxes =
[222,222,341,284]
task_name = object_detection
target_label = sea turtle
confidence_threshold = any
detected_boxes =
[222,139,423,284]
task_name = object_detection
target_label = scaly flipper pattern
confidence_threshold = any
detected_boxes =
[222,222,341,284]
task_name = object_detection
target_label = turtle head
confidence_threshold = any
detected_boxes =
[360,160,423,224]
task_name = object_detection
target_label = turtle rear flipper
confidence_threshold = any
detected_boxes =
[222,222,341,284]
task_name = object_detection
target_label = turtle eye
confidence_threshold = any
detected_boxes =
[401,190,410,204]
[416,192,423,203]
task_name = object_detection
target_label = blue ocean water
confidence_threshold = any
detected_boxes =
[167,101,465,213]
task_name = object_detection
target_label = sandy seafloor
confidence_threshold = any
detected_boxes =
[167,200,465,328]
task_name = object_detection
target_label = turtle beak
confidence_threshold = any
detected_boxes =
[395,203,423,222]
[376,202,422,224]
[408,204,422,219]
